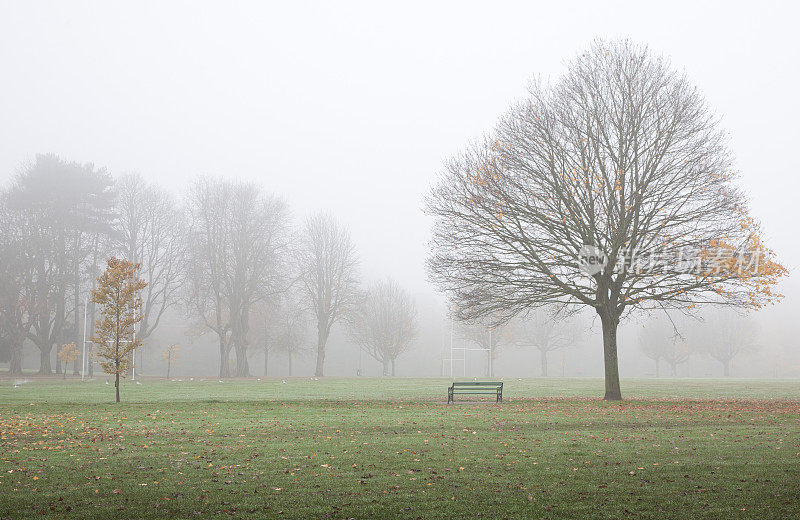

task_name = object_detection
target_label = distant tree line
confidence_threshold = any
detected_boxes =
[0,153,418,378]
[638,309,760,377]
[451,306,587,378]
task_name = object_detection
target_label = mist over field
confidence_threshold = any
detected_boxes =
[1,3,799,518]
[1,2,798,382]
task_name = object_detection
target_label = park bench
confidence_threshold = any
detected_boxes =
[447,381,503,404]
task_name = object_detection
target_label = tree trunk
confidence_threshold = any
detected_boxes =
[8,333,23,375]
[315,347,326,377]
[655,358,660,378]
[232,307,251,378]
[600,311,622,400]
[234,341,250,377]
[166,359,171,379]
[722,360,730,377]
[218,337,230,378]
[38,346,52,375]
[540,349,548,377]
[382,359,389,377]
[115,340,121,402]
[391,358,396,377]
[670,362,677,377]
[314,326,327,377]
[236,348,249,377]
[9,347,22,375]
[287,352,292,377]
[263,345,269,377]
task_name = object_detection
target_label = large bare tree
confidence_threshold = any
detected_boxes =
[296,212,360,377]
[350,279,417,376]
[116,174,184,343]
[186,178,289,377]
[186,178,232,377]
[426,40,786,399]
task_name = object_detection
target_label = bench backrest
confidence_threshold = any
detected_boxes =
[451,381,502,388]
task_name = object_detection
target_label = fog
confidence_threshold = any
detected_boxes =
[1,1,799,380]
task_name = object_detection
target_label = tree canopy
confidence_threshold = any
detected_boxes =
[426,40,786,399]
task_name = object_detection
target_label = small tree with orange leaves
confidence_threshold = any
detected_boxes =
[56,343,79,379]
[91,257,147,402]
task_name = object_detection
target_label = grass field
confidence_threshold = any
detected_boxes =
[1,378,798,519]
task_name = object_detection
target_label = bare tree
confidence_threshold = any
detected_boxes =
[116,174,184,342]
[186,178,289,377]
[296,212,360,377]
[271,294,310,376]
[426,40,786,399]
[516,309,581,377]
[638,324,664,377]
[637,316,689,377]
[349,279,417,376]
[186,178,232,377]
[662,340,690,377]
[252,301,279,377]
[248,298,304,377]
[694,310,759,377]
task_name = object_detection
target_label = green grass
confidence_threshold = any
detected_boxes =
[1,378,798,519]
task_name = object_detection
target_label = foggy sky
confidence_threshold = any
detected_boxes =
[1,0,798,315]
